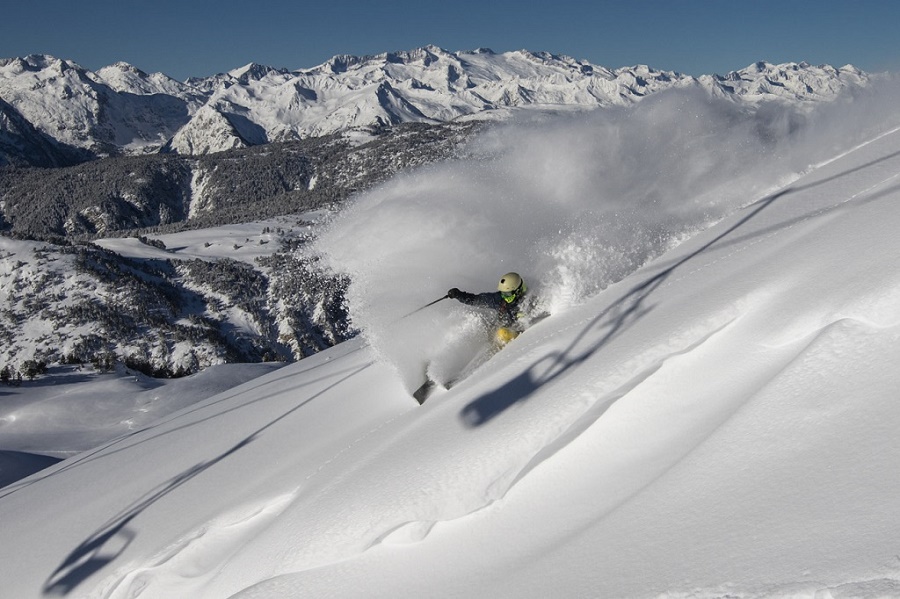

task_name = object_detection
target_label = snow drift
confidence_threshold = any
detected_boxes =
[2,78,900,599]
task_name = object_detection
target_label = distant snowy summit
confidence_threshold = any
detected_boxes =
[0,47,869,164]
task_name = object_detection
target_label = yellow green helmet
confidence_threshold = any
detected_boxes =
[497,272,524,293]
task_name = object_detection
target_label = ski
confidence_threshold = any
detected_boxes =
[413,378,438,404]
[412,312,550,404]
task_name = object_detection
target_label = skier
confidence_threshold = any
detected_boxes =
[447,272,531,346]
[412,272,543,403]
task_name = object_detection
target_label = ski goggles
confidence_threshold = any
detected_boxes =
[500,282,525,303]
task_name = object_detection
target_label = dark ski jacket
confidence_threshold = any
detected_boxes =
[450,289,527,328]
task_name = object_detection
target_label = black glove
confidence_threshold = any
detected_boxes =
[447,288,460,299]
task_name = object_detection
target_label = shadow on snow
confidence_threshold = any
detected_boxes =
[40,358,370,596]
[461,151,900,427]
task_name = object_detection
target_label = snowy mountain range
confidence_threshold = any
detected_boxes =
[0,47,870,164]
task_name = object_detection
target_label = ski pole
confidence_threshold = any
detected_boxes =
[399,294,449,320]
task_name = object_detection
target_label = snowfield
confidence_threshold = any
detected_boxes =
[2,82,900,598]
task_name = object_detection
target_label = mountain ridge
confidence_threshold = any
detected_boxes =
[0,48,871,164]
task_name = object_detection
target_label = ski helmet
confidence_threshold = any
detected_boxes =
[497,272,523,293]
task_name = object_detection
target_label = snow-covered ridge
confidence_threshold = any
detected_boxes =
[0,47,871,161]
[0,54,205,160]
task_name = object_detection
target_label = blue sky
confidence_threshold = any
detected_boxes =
[3,0,898,80]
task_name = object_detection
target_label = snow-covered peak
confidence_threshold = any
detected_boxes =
[228,62,290,83]
[0,53,82,74]
[103,60,149,76]
[0,53,205,156]
[703,59,869,102]
[92,61,202,99]
[163,103,255,154]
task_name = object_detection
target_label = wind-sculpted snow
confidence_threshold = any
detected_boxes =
[315,81,900,391]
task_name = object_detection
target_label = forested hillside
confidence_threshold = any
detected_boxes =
[0,122,477,240]
[0,123,476,377]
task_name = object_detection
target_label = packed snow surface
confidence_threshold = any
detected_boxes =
[2,82,900,598]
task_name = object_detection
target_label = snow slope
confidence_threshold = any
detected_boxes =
[2,85,900,598]
[0,362,285,461]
